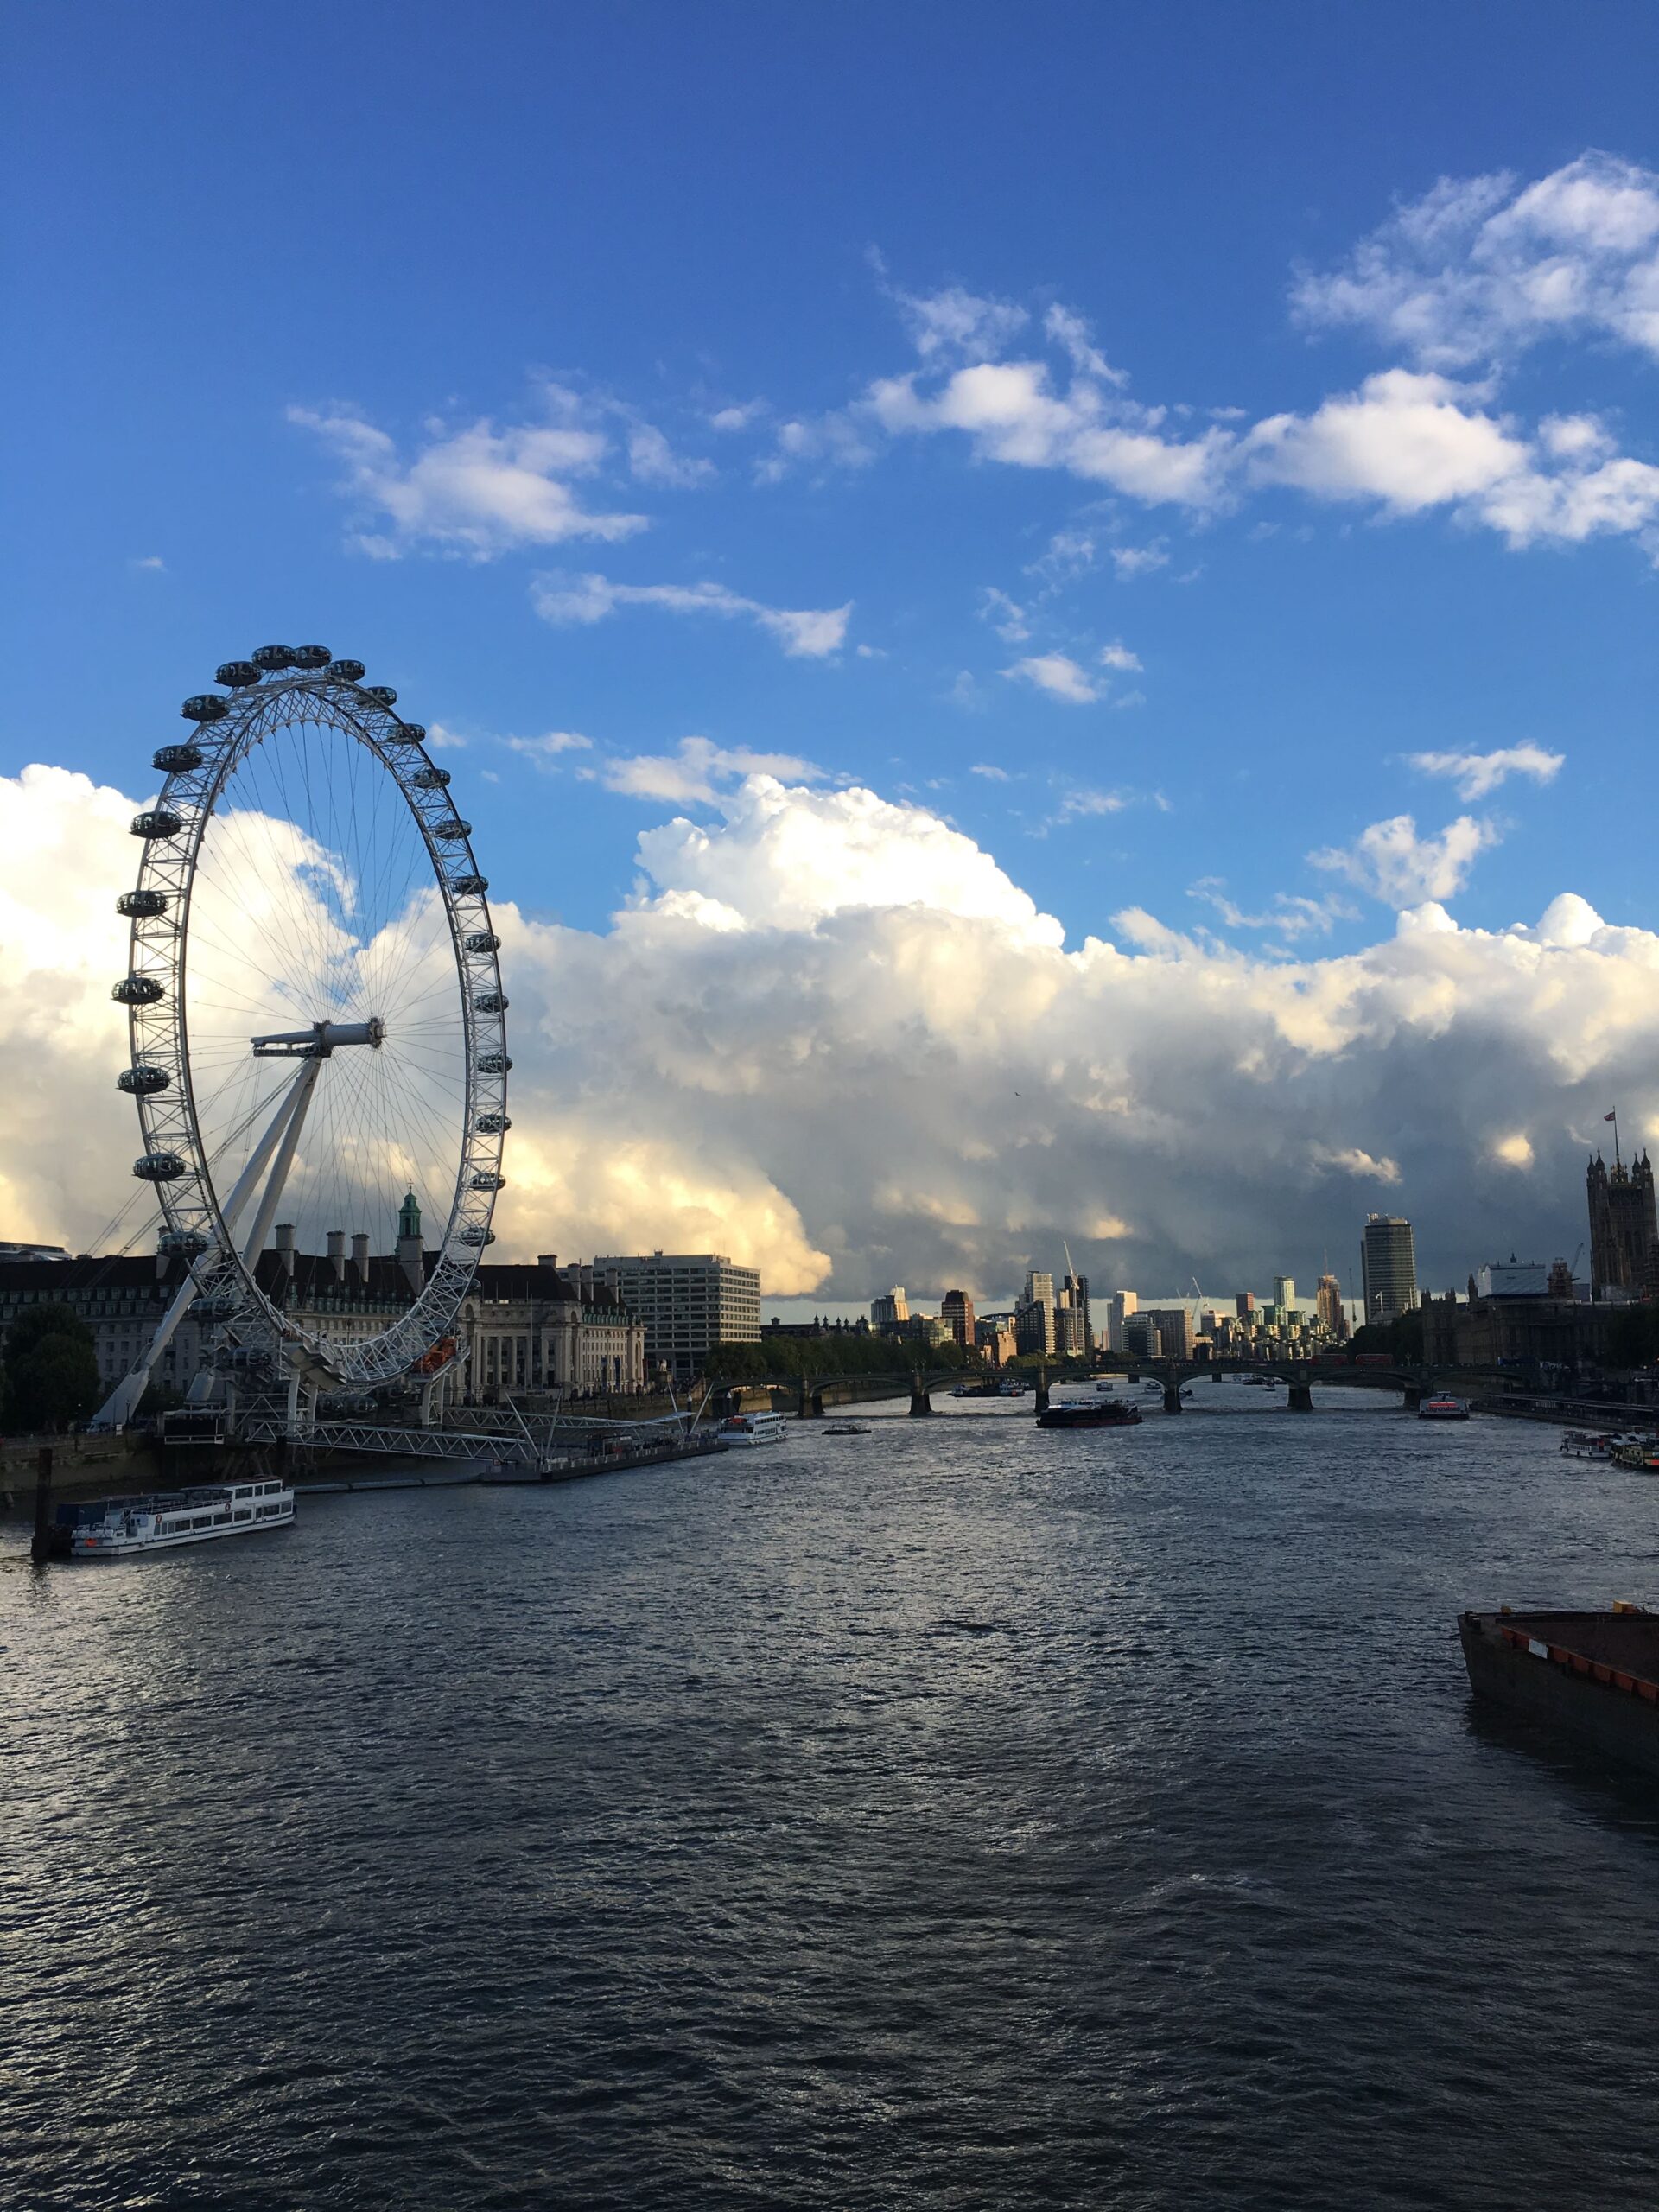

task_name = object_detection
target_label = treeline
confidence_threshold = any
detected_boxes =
[709,1334,975,1381]
[1,1303,100,1431]
[1347,1311,1424,1362]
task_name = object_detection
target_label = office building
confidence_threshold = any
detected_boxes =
[589,1251,760,1378]
[1142,1307,1192,1359]
[1123,1313,1163,1358]
[1273,1274,1295,1313]
[939,1288,976,1347]
[1361,1216,1418,1324]
[1235,1291,1255,1319]
[1103,1289,1138,1352]
[870,1287,911,1329]
[1059,1270,1092,1354]
[1315,1273,1345,1338]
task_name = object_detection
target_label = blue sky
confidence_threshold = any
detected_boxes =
[6,4,1659,1304]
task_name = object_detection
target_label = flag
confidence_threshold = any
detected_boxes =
[1605,1111,1618,1122]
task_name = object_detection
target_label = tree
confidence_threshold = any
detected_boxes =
[1,1303,101,1433]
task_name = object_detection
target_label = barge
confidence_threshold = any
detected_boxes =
[1037,1399,1143,1430]
[1459,1605,1659,1777]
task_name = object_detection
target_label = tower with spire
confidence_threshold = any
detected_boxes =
[396,1189,425,1299]
[1586,1150,1657,1298]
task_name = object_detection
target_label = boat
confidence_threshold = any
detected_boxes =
[1418,1394,1470,1421]
[716,1410,789,1447]
[1037,1399,1144,1429]
[1560,1430,1613,1461]
[1459,1605,1659,1778]
[58,1477,294,1559]
[1611,1433,1659,1471]
[824,1421,870,1436]
[1095,1380,1116,1393]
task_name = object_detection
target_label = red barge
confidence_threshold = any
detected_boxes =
[1459,1605,1659,1777]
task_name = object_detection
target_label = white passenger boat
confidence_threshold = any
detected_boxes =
[716,1411,789,1448]
[65,1478,294,1558]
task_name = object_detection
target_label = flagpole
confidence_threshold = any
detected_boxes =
[1612,1109,1622,1169]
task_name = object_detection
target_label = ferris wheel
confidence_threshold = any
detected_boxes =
[98,645,509,1427]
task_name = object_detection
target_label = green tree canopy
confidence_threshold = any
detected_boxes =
[2,1303,101,1433]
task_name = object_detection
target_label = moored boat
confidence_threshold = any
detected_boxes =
[1560,1430,1613,1461]
[1459,1605,1659,1777]
[1037,1399,1144,1430]
[60,1478,294,1559]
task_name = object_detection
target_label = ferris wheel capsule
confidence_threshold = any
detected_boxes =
[158,1228,211,1257]
[392,723,428,744]
[464,931,501,953]
[117,889,168,918]
[181,695,230,722]
[362,685,397,707]
[410,766,450,789]
[112,974,165,1005]
[450,874,487,897]
[476,1051,511,1074]
[135,1151,186,1181]
[251,645,296,671]
[435,819,473,841]
[476,1112,511,1133]
[474,990,507,1013]
[290,645,331,669]
[153,743,204,773]
[118,1065,171,1096]
[326,658,365,682]
[216,661,261,688]
[131,808,183,840]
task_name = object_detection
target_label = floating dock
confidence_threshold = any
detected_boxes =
[1459,1607,1659,1777]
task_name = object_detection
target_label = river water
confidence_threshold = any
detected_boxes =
[7,1388,1659,2209]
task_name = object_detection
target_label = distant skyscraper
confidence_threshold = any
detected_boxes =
[1104,1289,1137,1352]
[871,1287,910,1329]
[1020,1268,1057,1355]
[1316,1273,1344,1338]
[1235,1291,1255,1318]
[1273,1274,1296,1312]
[1361,1217,1417,1323]
[1060,1270,1091,1351]
[940,1288,976,1347]
[1586,1153,1658,1297]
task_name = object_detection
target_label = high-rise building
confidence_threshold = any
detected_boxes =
[1361,1216,1417,1324]
[589,1252,761,1378]
[1273,1274,1296,1312]
[1059,1270,1092,1353]
[1235,1291,1255,1319]
[1142,1306,1192,1359]
[870,1287,910,1329]
[1104,1289,1138,1352]
[1020,1268,1057,1355]
[1586,1153,1659,1298]
[940,1288,976,1347]
[1123,1313,1163,1358]
[1315,1273,1344,1338]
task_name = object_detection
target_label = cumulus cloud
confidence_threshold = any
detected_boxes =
[1293,152,1659,368]
[501,731,595,767]
[1406,742,1564,799]
[19,758,1659,1309]
[288,401,648,557]
[1310,812,1501,906]
[531,570,851,658]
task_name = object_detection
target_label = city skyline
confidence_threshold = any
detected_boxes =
[6,10,1659,1304]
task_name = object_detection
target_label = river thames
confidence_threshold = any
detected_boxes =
[8,1389,1659,2209]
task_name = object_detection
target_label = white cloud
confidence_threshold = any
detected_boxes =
[502,731,596,768]
[1491,1132,1535,1170]
[1110,543,1170,578]
[1057,787,1128,822]
[1294,152,1659,368]
[978,586,1031,642]
[1098,641,1141,671]
[970,763,1011,781]
[598,737,823,805]
[876,269,1030,361]
[130,555,166,573]
[626,423,715,488]
[1189,880,1357,939]
[424,722,469,751]
[710,401,766,432]
[1003,652,1103,704]
[1407,743,1564,799]
[289,402,648,558]
[531,570,851,658]
[1246,370,1529,512]
[16,758,1659,1302]
[1310,812,1500,906]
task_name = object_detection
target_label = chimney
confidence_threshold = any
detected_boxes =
[327,1230,346,1281]
[275,1223,297,1278]
[538,1253,557,1273]
[352,1232,371,1285]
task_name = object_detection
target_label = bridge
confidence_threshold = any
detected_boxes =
[1108,1356,1526,1414]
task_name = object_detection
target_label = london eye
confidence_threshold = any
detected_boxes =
[99,645,509,1426]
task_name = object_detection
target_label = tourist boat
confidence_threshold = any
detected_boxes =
[60,1478,294,1559]
[1037,1399,1143,1430]
[716,1410,789,1447]
[1611,1433,1659,1471]
[1560,1430,1614,1461]
[1418,1394,1471,1421]
[1095,1380,1117,1393]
